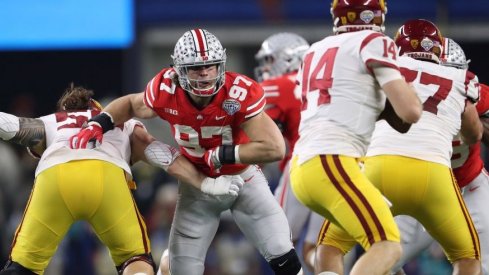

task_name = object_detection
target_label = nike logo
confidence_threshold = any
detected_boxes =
[216,115,226,120]
[244,175,255,183]
[278,259,288,267]
[469,186,480,192]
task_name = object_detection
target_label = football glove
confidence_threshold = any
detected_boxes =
[70,121,104,149]
[200,175,244,196]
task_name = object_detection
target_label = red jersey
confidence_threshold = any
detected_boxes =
[261,72,301,171]
[143,68,266,177]
[452,82,488,187]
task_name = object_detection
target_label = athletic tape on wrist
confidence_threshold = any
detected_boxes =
[218,145,236,164]
[90,112,114,133]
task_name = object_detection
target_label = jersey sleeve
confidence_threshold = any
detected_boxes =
[242,76,266,120]
[123,119,146,136]
[360,33,400,71]
[143,68,176,110]
[464,70,480,103]
[477,83,489,117]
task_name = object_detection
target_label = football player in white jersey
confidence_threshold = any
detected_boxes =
[315,20,483,275]
[255,32,324,273]
[0,84,243,275]
[391,38,489,275]
[289,0,422,274]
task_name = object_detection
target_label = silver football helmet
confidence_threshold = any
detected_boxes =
[440,37,470,69]
[254,32,310,82]
[172,29,227,97]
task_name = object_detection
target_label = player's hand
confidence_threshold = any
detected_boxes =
[204,146,223,172]
[70,121,104,149]
[200,175,244,196]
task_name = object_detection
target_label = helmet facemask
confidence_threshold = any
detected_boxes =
[172,29,227,97]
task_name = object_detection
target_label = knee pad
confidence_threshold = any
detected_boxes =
[1,261,36,275]
[116,253,156,275]
[269,249,302,275]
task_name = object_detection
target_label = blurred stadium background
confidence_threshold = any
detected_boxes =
[0,0,488,274]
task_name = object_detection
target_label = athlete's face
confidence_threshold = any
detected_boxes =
[186,64,219,91]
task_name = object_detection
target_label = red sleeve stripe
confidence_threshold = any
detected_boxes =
[191,29,208,57]
[144,76,157,109]
[359,32,384,53]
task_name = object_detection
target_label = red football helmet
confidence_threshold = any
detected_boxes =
[394,19,443,63]
[330,0,387,34]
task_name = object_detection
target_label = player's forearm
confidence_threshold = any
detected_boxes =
[238,139,285,164]
[103,94,140,125]
[0,112,46,156]
[166,156,206,189]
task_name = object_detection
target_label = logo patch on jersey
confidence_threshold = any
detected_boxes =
[222,99,241,115]
[420,38,434,51]
[360,10,374,23]
[410,39,419,49]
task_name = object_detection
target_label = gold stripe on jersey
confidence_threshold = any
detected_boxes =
[449,169,481,260]
[320,155,387,245]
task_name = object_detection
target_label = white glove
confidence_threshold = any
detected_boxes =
[200,175,244,196]
[0,112,20,141]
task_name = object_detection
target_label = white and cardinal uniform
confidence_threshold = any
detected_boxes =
[290,30,401,250]
[393,83,489,274]
[320,56,481,263]
[9,111,151,274]
[144,68,293,275]
[263,72,323,246]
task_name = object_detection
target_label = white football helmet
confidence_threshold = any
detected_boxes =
[172,29,226,97]
[254,32,309,82]
[440,37,470,69]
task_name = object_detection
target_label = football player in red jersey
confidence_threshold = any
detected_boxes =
[70,29,301,275]
[0,84,243,275]
[255,32,324,273]
[314,20,483,275]
[390,38,489,275]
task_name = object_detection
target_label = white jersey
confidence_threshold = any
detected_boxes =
[35,110,143,176]
[294,30,400,164]
[367,56,479,166]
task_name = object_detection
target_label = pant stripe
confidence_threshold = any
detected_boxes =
[9,181,37,259]
[320,155,376,245]
[449,168,481,259]
[332,155,387,242]
[317,220,331,245]
[130,194,150,254]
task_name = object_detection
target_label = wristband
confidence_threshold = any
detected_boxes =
[218,145,236,164]
[89,112,114,133]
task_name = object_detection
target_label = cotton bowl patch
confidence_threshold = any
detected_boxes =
[222,99,241,115]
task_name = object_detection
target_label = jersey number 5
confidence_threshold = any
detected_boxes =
[300,47,339,111]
